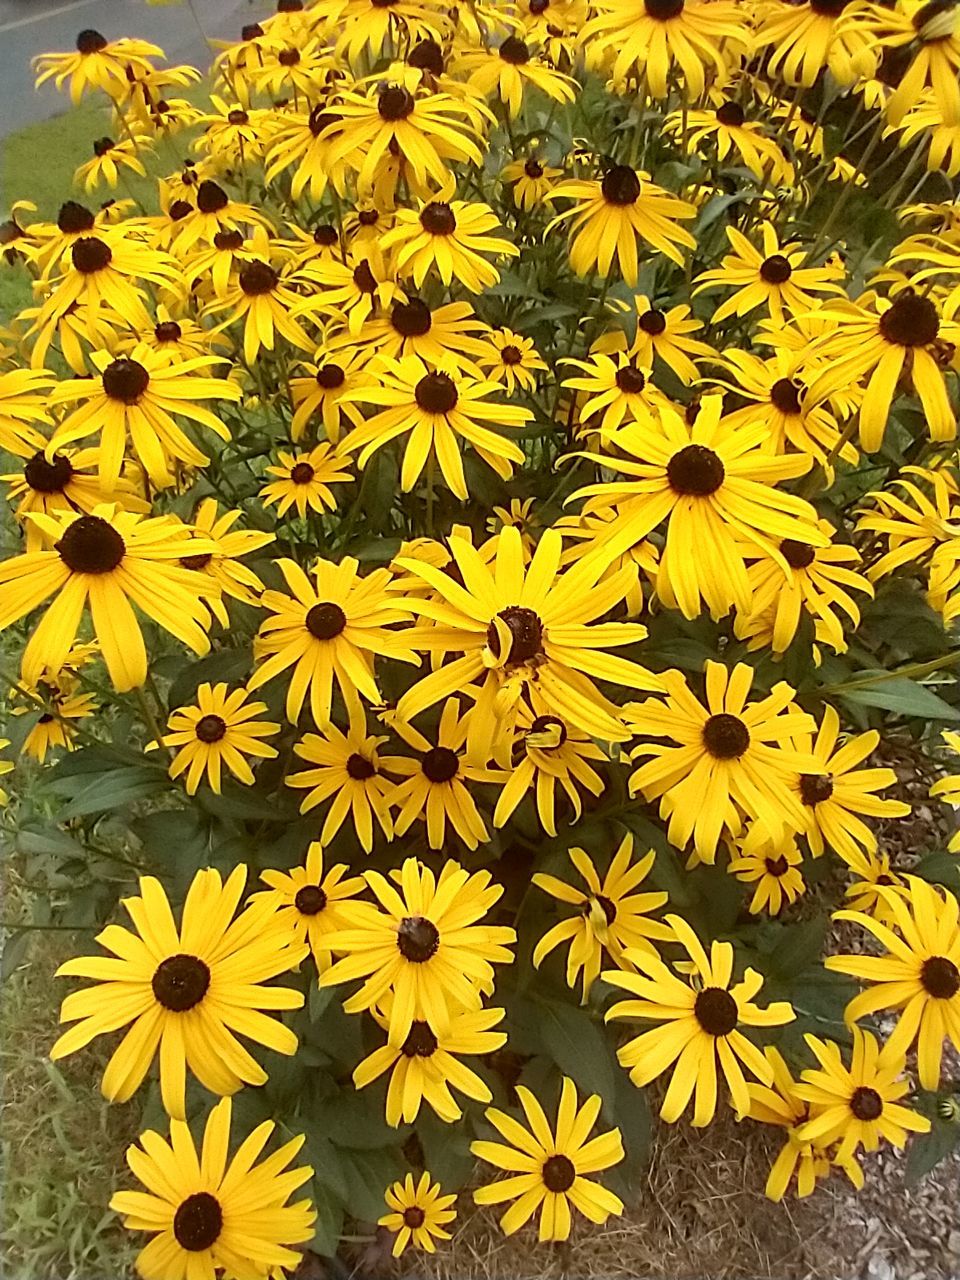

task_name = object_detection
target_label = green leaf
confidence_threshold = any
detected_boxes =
[764,916,829,981]
[913,852,960,892]
[52,767,168,819]
[906,1115,960,1184]
[340,1147,405,1223]
[838,676,960,721]
[531,993,619,1108]
[306,1179,345,1257]
[315,1093,406,1150]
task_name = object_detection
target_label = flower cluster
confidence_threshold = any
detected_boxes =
[1,0,959,1275]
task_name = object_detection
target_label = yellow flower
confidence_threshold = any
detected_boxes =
[380,194,519,293]
[492,704,606,834]
[501,155,564,210]
[261,445,353,518]
[73,135,149,194]
[379,1172,457,1257]
[745,1047,836,1202]
[930,729,960,851]
[156,683,280,795]
[252,841,367,971]
[479,328,547,393]
[183,498,274,625]
[728,830,806,915]
[453,38,578,117]
[33,30,162,104]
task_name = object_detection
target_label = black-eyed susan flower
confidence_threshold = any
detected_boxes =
[249,557,414,726]
[573,394,825,620]
[320,856,516,1043]
[605,916,795,1125]
[0,742,13,804]
[394,525,659,753]
[33,30,162,104]
[265,103,350,201]
[581,0,750,98]
[380,195,519,293]
[755,0,877,87]
[13,665,97,762]
[786,704,910,865]
[252,37,332,100]
[0,367,55,456]
[533,836,671,998]
[341,296,492,372]
[827,876,960,1091]
[502,155,563,210]
[547,164,696,283]
[453,37,578,117]
[287,706,395,852]
[289,349,369,442]
[294,248,405,337]
[694,223,845,325]
[51,866,306,1119]
[333,0,446,64]
[562,352,674,435]
[252,841,367,971]
[110,1096,316,1276]
[48,344,240,493]
[745,1047,836,1202]
[607,295,714,386]
[870,0,960,126]
[261,445,353,518]
[380,1172,457,1257]
[795,1029,930,1164]
[382,698,501,850]
[665,98,793,183]
[183,498,273,624]
[479,328,547,393]
[204,240,314,366]
[807,288,960,451]
[492,707,606,834]
[843,849,909,922]
[154,683,280,795]
[0,504,217,692]
[169,180,274,257]
[195,94,272,165]
[627,662,820,864]
[74,134,150,195]
[857,466,960,582]
[354,1003,506,1125]
[728,830,806,915]
[339,355,530,500]
[931,730,960,851]
[889,95,960,179]
[471,1076,624,1241]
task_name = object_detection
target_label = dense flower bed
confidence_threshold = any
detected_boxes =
[2,1,960,1276]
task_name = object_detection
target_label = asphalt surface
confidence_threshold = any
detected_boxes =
[0,0,274,137]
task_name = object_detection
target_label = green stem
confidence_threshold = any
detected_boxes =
[824,649,960,693]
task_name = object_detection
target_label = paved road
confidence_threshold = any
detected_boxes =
[0,0,274,137]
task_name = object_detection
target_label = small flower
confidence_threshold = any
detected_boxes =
[379,1172,457,1257]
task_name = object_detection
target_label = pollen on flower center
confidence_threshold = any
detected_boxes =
[920,955,960,999]
[616,364,646,393]
[56,515,125,574]
[58,201,96,234]
[347,752,376,780]
[694,986,738,1036]
[850,1085,883,1121]
[103,358,150,404]
[151,954,211,1012]
[781,538,816,568]
[638,307,667,334]
[378,85,415,120]
[421,745,460,782]
[397,915,441,962]
[155,320,182,343]
[173,1191,223,1252]
[306,602,348,639]
[25,451,73,493]
[401,1020,439,1057]
[799,773,834,805]
[239,260,279,295]
[290,462,315,484]
[878,290,940,347]
[76,28,108,54]
[499,36,531,63]
[392,298,433,336]
[702,713,750,759]
[602,164,642,206]
[415,372,458,414]
[770,377,803,414]
[487,605,545,662]
[294,884,327,915]
[542,1153,576,1192]
[765,855,790,877]
[760,254,793,284]
[72,236,112,273]
[420,202,457,235]
[195,714,227,743]
[666,444,726,495]
[715,100,746,127]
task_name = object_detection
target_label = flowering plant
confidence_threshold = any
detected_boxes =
[3,0,960,1273]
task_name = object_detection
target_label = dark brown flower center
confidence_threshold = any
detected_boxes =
[379,85,415,120]
[403,1206,426,1227]
[584,893,617,924]
[616,364,646,394]
[530,714,567,745]
[530,0,550,12]
[770,377,802,414]
[421,746,460,783]
[352,262,376,294]
[242,22,265,39]
[278,48,300,65]
[500,344,523,365]
[58,201,96,234]
[196,181,229,214]
[401,1020,439,1057]
[644,0,685,17]
[420,202,457,235]
[25,451,73,493]
[290,462,315,484]
[487,606,544,662]
[499,36,530,63]
[180,553,212,573]
[694,986,738,1036]
[76,29,108,54]
[666,444,725,495]
[602,164,642,205]
[56,515,125,574]
[103,358,149,404]
[397,915,440,961]
[347,753,376,780]
[228,108,249,125]
[812,0,852,14]
[71,236,112,273]
[920,955,960,999]
[155,320,182,343]
[309,108,341,139]
[415,372,458,414]
[702,713,750,759]
[195,714,227,743]
[152,954,211,1012]
[799,773,834,805]
[173,1192,223,1251]
[850,1086,883,1121]
[878,290,940,347]
[760,254,792,284]
[392,298,432,337]
[524,158,545,178]
[913,0,956,34]
[239,260,278,295]
[358,209,380,227]
[169,200,192,222]
[92,136,114,157]
[306,602,347,639]
[765,855,790,877]
[638,307,667,335]
[315,363,345,390]
[294,884,328,915]
[781,538,816,569]
[542,1153,576,1192]
[409,38,445,75]
[716,100,746,127]
[214,229,244,250]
